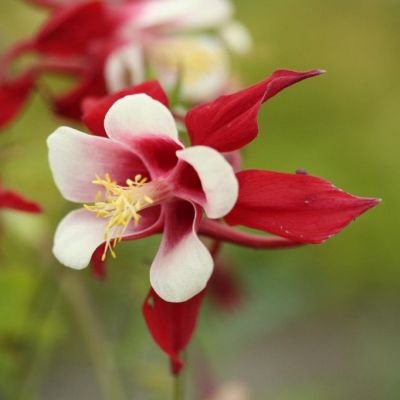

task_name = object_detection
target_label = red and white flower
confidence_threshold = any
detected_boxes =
[0,0,250,128]
[48,70,380,372]
[48,88,238,302]
[48,70,380,304]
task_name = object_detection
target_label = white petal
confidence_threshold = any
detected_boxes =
[133,0,232,30]
[220,21,253,55]
[150,234,212,302]
[53,207,161,270]
[105,44,145,93]
[132,0,192,28]
[150,201,213,302]
[53,209,106,270]
[104,94,179,143]
[176,146,238,219]
[47,127,146,203]
[173,0,233,30]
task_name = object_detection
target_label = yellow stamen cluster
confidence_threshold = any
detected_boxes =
[149,39,221,85]
[84,173,154,261]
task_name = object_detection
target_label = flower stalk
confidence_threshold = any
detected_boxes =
[200,220,303,249]
[60,273,128,400]
[173,372,183,400]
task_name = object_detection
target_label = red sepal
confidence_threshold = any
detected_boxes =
[225,170,380,244]
[143,288,206,375]
[0,73,35,129]
[34,1,121,57]
[82,81,170,136]
[185,69,323,152]
[0,188,42,213]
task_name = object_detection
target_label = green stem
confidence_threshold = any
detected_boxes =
[60,272,128,400]
[15,281,61,400]
[13,267,128,400]
[173,372,183,400]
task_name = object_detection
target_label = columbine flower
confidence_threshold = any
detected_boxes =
[48,87,238,302]
[48,70,380,303]
[49,70,379,372]
[0,0,250,128]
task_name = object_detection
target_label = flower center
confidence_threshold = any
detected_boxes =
[149,38,223,86]
[84,173,159,261]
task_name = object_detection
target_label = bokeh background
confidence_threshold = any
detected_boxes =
[1,0,399,399]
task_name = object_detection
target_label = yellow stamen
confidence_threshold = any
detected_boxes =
[84,174,154,262]
[149,38,223,86]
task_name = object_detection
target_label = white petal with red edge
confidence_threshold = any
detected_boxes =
[150,202,213,302]
[47,127,145,203]
[104,94,179,143]
[176,146,238,219]
[53,207,161,270]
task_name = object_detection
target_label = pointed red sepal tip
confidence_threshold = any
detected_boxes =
[359,196,381,208]
[289,68,326,77]
[0,188,42,214]
[185,68,323,153]
[225,170,381,245]
[309,194,382,244]
[351,196,381,216]
[142,288,206,376]
[309,69,326,75]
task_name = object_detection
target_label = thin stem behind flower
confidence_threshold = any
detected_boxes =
[173,372,183,400]
[60,272,128,400]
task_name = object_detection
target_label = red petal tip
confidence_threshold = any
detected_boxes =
[301,69,325,78]
[362,197,382,209]
[32,205,43,213]
[226,170,381,244]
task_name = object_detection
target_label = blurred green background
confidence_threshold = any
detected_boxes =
[0,0,399,399]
